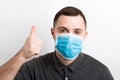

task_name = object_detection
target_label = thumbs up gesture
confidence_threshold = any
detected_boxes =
[20,25,42,59]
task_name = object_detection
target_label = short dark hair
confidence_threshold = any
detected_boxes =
[53,6,87,30]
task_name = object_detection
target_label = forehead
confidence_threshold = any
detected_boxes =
[55,15,86,30]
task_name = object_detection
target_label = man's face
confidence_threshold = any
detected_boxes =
[51,15,88,40]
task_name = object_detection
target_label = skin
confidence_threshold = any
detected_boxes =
[0,25,42,80]
[51,15,88,65]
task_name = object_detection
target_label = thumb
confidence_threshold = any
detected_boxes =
[29,25,36,36]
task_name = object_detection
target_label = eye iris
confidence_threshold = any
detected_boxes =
[76,31,80,34]
[61,30,65,33]
[76,31,78,33]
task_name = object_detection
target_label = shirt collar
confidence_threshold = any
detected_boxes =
[67,53,84,72]
[52,51,65,71]
[52,51,85,72]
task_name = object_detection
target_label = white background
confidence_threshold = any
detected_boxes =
[0,0,120,79]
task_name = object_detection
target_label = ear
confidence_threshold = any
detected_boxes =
[83,31,88,41]
[51,28,55,40]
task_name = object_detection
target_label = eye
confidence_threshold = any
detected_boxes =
[59,28,67,33]
[75,30,81,35]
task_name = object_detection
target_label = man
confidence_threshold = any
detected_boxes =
[0,6,114,80]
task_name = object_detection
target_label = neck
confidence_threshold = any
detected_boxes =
[56,52,77,66]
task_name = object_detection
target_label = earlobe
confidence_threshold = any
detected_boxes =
[51,28,54,35]
[85,32,88,37]
[83,32,88,41]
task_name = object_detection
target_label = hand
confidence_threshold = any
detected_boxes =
[20,25,42,59]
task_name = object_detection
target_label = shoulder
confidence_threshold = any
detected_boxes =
[82,53,108,72]
[15,52,55,79]
[81,53,114,79]
[22,52,54,69]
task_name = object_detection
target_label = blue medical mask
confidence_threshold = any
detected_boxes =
[55,33,83,60]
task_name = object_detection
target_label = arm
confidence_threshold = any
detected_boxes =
[0,25,42,80]
[0,50,26,80]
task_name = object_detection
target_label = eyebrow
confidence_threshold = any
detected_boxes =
[58,26,68,30]
[75,28,83,32]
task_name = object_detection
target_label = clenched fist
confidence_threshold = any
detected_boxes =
[20,25,42,59]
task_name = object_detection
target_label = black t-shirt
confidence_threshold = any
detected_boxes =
[14,51,114,80]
